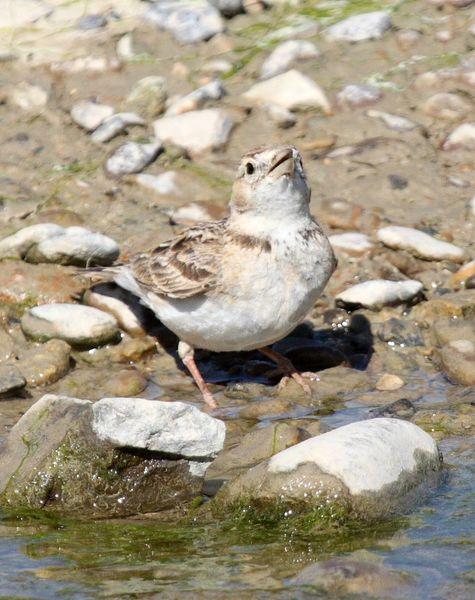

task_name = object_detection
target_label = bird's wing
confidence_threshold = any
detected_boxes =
[129,220,226,299]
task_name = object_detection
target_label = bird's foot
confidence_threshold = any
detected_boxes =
[259,347,317,396]
[179,341,218,409]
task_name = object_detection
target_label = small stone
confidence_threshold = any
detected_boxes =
[135,172,181,196]
[102,369,148,397]
[325,11,392,42]
[337,84,382,108]
[370,399,416,420]
[202,59,233,75]
[388,174,408,190]
[153,109,234,154]
[92,397,225,458]
[244,69,332,114]
[395,29,421,51]
[125,76,167,119]
[329,232,373,256]
[260,40,319,80]
[436,343,475,385]
[8,82,48,112]
[0,223,64,259]
[77,14,107,30]
[367,109,418,132]
[442,123,475,150]
[21,304,119,347]
[209,0,243,17]
[71,101,114,132]
[435,29,452,43]
[16,340,71,387]
[165,79,226,116]
[116,32,134,60]
[105,141,162,177]
[336,280,423,310]
[91,113,145,143]
[421,93,472,121]
[0,365,26,397]
[451,261,475,288]
[377,226,465,263]
[263,103,297,128]
[376,373,405,391]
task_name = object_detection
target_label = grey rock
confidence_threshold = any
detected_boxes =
[337,84,382,108]
[260,40,319,80]
[105,141,162,176]
[263,103,297,128]
[370,399,416,420]
[71,100,114,131]
[0,365,26,396]
[77,14,107,30]
[336,279,423,310]
[209,0,244,17]
[16,339,71,387]
[325,11,392,42]
[91,113,145,143]
[165,79,226,116]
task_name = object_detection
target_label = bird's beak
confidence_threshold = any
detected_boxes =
[267,148,295,178]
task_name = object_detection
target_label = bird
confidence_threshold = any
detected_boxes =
[99,145,337,408]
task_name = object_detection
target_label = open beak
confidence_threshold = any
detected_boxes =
[267,149,294,178]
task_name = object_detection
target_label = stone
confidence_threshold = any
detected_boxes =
[325,11,392,42]
[452,261,475,288]
[102,369,148,398]
[244,70,331,114]
[135,172,181,196]
[336,280,423,310]
[430,318,475,347]
[125,76,167,119]
[165,80,226,116]
[215,418,441,524]
[442,123,475,150]
[21,303,119,347]
[260,40,319,80]
[367,109,418,132]
[8,83,48,113]
[92,397,225,459]
[329,232,373,256]
[209,0,244,17]
[337,84,382,108]
[202,58,233,75]
[116,32,134,61]
[412,291,475,321]
[370,399,416,420]
[70,100,114,132]
[144,1,224,44]
[0,327,15,363]
[0,365,26,397]
[421,93,472,121]
[395,28,421,51]
[105,141,162,177]
[91,113,145,143]
[167,201,226,225]
[376,373,405,391]
[263,103,297,128]
[0,223,64,259]
[16,339,71,387]
[77,14,107,30]
[153,109,234,154]
[377,226,465,263]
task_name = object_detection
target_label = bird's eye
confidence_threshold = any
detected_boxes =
[245,162,255,175]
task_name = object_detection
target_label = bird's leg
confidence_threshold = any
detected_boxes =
[178,341,217,409]
[259,346,315,395]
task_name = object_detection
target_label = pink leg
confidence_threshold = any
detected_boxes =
[178,341,217,409]
[259,346,314,396]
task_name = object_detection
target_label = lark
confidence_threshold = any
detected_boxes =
[108,145,336,407]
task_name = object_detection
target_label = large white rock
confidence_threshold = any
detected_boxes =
[377,225,465,262]
[71,100,114,131]
[336,279,423,309]
[92,397,226,459]
[243,69,331,114]
[0,223,64,259]
[325,11,392,42]
[21,304,119,347]
[105,141,162,176]
[442,123,475,150]
[153,109,234,154]
[260,40,319,80]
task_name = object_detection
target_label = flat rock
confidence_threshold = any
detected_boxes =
[91,113,145,143]
[337,84,382,108]
[243,70,331,114]
[92,397,225,459]
[329,232,374,256]
[16,339,71,387]
[325,11,392,42]
[153,109,234,154]
[165,79,226,116]
[336,279,423,310]
[125,76,167,119]
[21,303,119,347]
[377,226,465,262]
[105,141,162,177]
[0,223,64,259]
[71,100,114,131]
[442,123,475,150]
[0,365,26,396]
[412,290,475,321]
[260,40,319,80]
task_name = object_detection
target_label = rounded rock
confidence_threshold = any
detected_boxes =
[105,141,162,177]
[71,100,114,131]
[336,280,423,310]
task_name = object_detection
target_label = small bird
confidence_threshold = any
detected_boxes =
[106,145,336,408]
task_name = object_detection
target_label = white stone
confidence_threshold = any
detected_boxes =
[337,84,382,108]
[202,59,233,74]
[8,83,48,112]
[135,172,181,196]
[153,109,234,154]
[243,69,331,114]
[336,279,423,309]
[263,103,297,128]
[329,232,374,255]
[91,113,145,143]
[367,109,418,131]
[260,40,319,80]
[105,141,162,177]
[92,397,226,458]
[0,223,64,259]
[116,33,135,60]
[421,93,471,121]
[165,79,226,116]
[21,304,119,347]
[71,101,114,131]
[442,123,475,151]
[377,225,465,262]
[269,418,439,495]
[325,11,392,42]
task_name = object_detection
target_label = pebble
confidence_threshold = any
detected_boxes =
[8,82,48,112]
[336,279,423,310]
[243,69,332,114]
[395,29,421,51]
[116,33,135,61]
[144,0,224,44]
[71,100,114,132]
[437,343,475,386]
[125,76,167,119]
[153,109,234,154]
[370,399,416,420]
[91,113,145,143]
[260,40,319,80]
[377,225,465,262]
[105,141,162,177]
[16,339,71,387]
[92,397,226,458]
[0,365,26,397]
[442,123,475,151]
[135,172,181,196]
[0,223,64,259]
[202,59,233,75]
[376,373,405,391]
[336,84,382,108]
[209,0,244,18]
[77,14,107,30]
[451,261,475,288]
[165,79,226,116]
[366,109,418,132]
[329,232,373,256]
[21,304,119,347]
[421,93,472,120]
[263,103,297,128]
[325,11,392,42]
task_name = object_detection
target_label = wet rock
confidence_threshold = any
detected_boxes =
[8,82,48,113]
[0,365,26,397]
[71,100,114,132]
[329,232,373,256]
[376,373,404,391]
[431,318,475,347]
[413,408,474,441]
[436,343,475,386]
[21,304,119,347]
[336,84,382,108]
[125,76,167,119]
[421,93,472,121]
[77,14,107,30]
[144,1,224,44]
[377,226,465,263]
[105,141,162,177]
[366,109,418,132]
[325,11,392,42]
[263,103,297,128]
[91,113,145,143]
[102,369,148,397]
[237,397,294,420]
[0,327,15,363]
[375,317,423,347]
[215,418,441,524]
[412,290,475,321]
[244,70,331,114]
[466,275,475,289]
[0,223,64,259]
[370,399,416,420]
[92,397,225,459]
[153,109,234,154]
[209,0,243,18]
[16,339,71,387]
[260,40,319,80]
[442,123,475,150]
[165,79,226,116]
[336,280,423,310]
